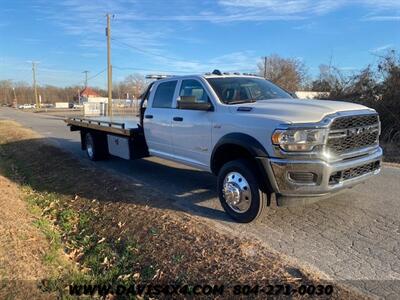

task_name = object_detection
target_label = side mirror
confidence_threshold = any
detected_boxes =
[177,100,214,111]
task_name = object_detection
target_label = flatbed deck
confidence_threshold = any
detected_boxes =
[65,115,141,136]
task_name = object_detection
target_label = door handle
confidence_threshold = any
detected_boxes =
[145,114,153,119]
[173,117,183,122]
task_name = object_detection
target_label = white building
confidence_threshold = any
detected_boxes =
[295,91,330,99]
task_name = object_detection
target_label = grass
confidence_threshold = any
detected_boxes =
[24,184,142,288]
[32,219,61,264]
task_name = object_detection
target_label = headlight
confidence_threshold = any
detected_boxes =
[271,128,327,152]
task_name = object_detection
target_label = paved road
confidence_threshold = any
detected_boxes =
[1,107,399,299]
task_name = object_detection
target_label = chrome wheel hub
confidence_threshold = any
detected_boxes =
[222,172,251,213]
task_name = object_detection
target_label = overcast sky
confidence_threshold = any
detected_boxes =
[1,0,399,88]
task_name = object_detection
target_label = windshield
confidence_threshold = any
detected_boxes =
[206,77,292,104]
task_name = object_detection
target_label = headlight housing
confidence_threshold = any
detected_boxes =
[272,128,327,152]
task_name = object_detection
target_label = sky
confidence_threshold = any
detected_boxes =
[0,0,399,88]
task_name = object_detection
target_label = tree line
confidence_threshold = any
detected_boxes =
[257,51,399,142]
[0,74,150,106]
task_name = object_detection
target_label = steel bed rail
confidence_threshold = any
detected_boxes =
[65,117,136,136]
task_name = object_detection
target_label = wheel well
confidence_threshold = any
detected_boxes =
[211,144,255,175]
[80,130,88,150]
[211,143,273,198]
[80,129,108,152]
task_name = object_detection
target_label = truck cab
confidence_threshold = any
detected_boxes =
[67,71,382,223]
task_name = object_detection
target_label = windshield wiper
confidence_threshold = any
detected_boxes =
[226,99,256,104]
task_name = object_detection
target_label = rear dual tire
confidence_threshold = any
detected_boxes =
[217,159,266,223]
[85,132,109,161]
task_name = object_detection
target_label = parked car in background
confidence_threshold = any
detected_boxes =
[73,104,84,109]
[41,103,54,108]
[18,104,35,109]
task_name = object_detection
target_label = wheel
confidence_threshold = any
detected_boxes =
[85,132,108,161]
[217,159,266,223]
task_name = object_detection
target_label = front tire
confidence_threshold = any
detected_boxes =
[217,159,266,223]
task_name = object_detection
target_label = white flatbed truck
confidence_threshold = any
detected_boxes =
[66,71,382,223]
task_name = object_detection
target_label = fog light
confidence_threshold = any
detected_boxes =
[288,172,317,184]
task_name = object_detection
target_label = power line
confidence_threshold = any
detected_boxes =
[87,68,107,81]
[111,37,200,64]
[58,69,106,88]
[53,68,106,89]
[113,65,258,76]
[113,65,204,74]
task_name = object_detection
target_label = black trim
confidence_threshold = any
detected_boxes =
[70,125,80,132]
[211,133,272,194]
[211,133,269,163]
[128,132,150,159]
[80,130,86,150]
[237,107,253,112]
[140,82,154,127]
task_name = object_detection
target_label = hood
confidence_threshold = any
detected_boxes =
[232,98,374,124]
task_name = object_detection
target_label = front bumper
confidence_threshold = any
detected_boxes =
[260,147,383,206]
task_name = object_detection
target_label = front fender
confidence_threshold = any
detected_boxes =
[211,133,273,195]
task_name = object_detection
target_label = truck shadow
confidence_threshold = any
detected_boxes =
[0,137,233,223]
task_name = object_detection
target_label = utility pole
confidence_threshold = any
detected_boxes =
[83,70,89,88]
[12,87,17,108]
[106,14,113,116]
[263,56,267,79]
[31,62,40,109]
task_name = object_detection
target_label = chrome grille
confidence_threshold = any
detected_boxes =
[329,161,380,184]
[330,114,378,130]
[327,114,379,155]
[342,161,380,180]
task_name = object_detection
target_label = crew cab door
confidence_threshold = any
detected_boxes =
[143,79,178,157]
[171,79,214,168]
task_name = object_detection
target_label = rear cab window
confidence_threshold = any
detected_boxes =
[152,80,177,108]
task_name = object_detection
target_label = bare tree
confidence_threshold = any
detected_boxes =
[258,55,308,92]
[0,80,13,105]
[311,64,336,92]
[376,50,400,142]
[314,50,400,143]
[122,73,149,99]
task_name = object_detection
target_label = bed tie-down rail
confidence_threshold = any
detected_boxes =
[65,117,136,136]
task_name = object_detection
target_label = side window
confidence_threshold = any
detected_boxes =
[152,80,177,108]
[179,80,209,105]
